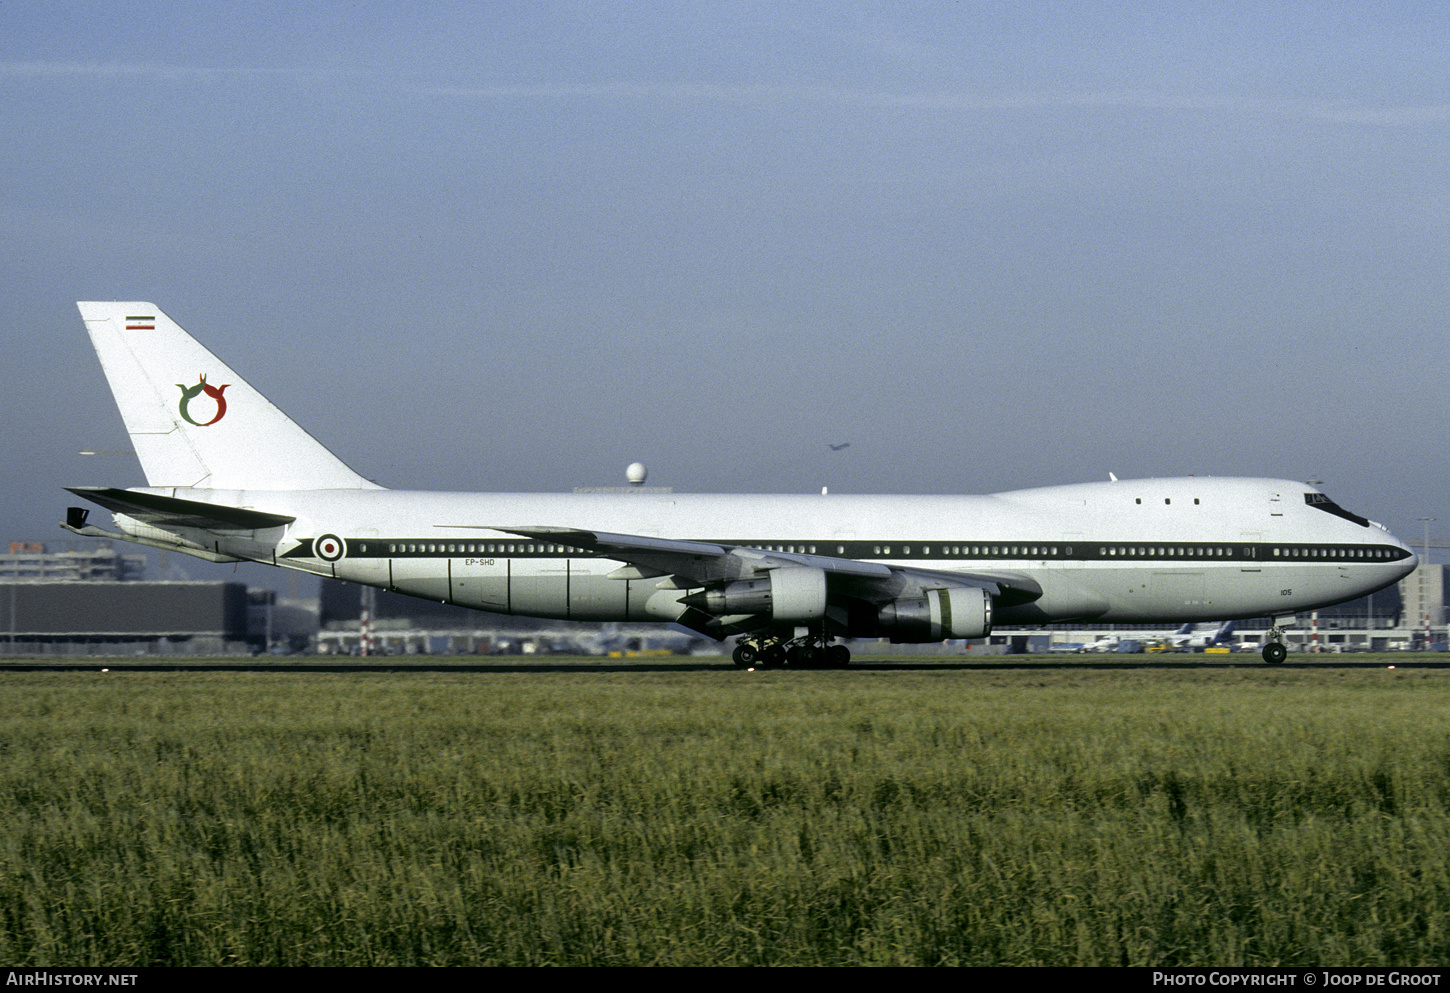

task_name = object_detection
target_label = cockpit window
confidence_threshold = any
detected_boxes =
[1305,492,1370,528]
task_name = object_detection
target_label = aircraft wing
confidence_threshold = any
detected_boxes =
[488,525,1041,603]
[493,525,889,584]
[879,564,1043,605]
[67,486,296,531]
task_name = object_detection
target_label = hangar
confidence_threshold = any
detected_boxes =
[2,580,250,655]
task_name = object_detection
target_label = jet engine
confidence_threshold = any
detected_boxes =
[877,586,992,642]
[683,566,828,621]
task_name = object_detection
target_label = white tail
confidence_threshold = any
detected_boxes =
[76,302,382,491]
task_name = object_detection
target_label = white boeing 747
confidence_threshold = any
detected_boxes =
[63,302,1417,667]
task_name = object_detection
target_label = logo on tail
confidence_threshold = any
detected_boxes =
[177,374,230,426]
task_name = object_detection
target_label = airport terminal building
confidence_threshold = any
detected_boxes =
[1,541,144,582]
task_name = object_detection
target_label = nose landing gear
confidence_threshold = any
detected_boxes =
[1261,623,1288,664]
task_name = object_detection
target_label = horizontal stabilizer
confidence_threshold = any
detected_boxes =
[67,487,295,531]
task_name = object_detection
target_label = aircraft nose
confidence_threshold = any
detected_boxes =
[1376,523,1418,574]
[1392,536,1419,575]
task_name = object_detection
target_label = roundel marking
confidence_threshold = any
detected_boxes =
[315,534,346,562]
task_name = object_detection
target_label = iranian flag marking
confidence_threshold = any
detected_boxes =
[125,315,155,330]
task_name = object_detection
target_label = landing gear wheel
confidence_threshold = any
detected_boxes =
[737,632,847,670]
[1262,642,1287,665]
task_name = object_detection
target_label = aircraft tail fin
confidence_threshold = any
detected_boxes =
[76,302,382,491]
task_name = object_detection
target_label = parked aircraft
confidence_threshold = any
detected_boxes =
[63,303,1417,667]
[1169,620,1237,650]
[1085,621,1237,653]
[573,623,705,657]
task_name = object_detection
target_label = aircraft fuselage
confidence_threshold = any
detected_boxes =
[118,475,1415,630]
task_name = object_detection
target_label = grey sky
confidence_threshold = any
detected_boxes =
[6,2,1449,581]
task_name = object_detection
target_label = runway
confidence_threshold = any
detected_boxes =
[3,655,1448,673]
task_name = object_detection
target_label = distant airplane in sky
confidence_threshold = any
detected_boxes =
[63,302,1417,667]
[828,442,851,451]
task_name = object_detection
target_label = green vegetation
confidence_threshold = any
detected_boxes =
[1,664,1448,965]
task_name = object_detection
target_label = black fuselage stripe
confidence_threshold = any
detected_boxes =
[320,539,1411,563]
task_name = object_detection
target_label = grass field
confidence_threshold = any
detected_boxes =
[1,660,1448,965]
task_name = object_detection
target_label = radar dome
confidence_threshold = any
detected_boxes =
[626,462,648,486]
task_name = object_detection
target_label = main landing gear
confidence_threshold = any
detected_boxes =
[732,634,851,669]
